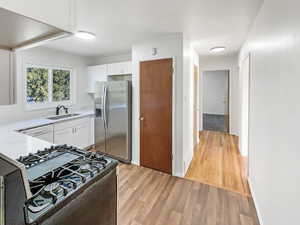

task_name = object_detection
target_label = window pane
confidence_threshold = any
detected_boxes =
[26,67,49,103]
[52,69,71,102]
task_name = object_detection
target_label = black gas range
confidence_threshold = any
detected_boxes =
[0,145,118,225]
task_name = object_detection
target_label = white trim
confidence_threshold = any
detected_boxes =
[24,64,75,111]
[248,178,264,225]
[137,56,177,176]
[131,160,139,166]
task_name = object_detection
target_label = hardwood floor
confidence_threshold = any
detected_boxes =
[185,131,250,196]
[118,163,259,225]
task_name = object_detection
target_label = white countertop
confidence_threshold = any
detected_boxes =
[0,110,94,160]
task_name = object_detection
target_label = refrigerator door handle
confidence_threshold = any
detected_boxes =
[103,85,108,129]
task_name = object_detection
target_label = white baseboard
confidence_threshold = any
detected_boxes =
[173,171,184,178]
[131,160,139,166]
[248,178,264,225]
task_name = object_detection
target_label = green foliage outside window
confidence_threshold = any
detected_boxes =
[53,69,71,102]
[26,68,48,103]
[26,66,71,104]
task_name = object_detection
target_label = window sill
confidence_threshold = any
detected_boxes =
[24,100,73,111]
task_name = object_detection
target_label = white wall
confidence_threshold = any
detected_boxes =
[132,34,186,177]
[203,70,229,115]
[239,0,300,224]
[182,37,194,174]
[0,47,93,125]
[199,54,239,136]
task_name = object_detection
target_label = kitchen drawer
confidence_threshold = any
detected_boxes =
[54,117,91,132]
[22,124,53,136]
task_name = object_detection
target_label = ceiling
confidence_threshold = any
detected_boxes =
[45,0,263,57]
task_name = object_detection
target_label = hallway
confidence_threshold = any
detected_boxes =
[185,131,250,196]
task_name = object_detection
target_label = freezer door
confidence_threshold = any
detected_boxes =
[105,81,131,162]
[94,82,106,153]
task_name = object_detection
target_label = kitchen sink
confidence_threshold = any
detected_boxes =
[47,113,80,120]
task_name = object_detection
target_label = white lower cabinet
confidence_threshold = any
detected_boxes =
[21,116,94,149]
[21,125,54,143]
[72,122,90,149]
[53,127,73,146]
[53,117,93,149]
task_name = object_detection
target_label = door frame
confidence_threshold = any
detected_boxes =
[201,69,230,133]
[138,56,176,175]
[193,64,200,148]
[239,53,251,177]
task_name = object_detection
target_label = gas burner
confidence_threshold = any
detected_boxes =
[43,182,60,194]
[72,159,106,173]
[18,154,43,168]
[85,152,108,164]
[79,163,92,173]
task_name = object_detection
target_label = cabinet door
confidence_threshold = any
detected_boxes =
[107,62,132,75]
[35,132,54,143]
[87,65,107,93]
[118,62,129,74]
[73,123,90,149]
[54,128,73,146]
[22,125,54,142]
[124,61,132,74]
[107,63,114,75]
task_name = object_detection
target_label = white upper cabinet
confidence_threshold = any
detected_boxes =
[87,64,108,93]
[107,61,132,75]
[87,61,132,93]
[0,0,75,32]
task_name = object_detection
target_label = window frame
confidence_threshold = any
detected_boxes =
[24,64,75,111]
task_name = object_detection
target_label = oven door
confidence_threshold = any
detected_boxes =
[39,168,117,225]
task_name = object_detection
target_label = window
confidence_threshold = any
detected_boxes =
[52,69,71,102]
[25,65,73,109]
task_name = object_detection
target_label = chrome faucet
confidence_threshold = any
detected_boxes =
[56,105,69,115]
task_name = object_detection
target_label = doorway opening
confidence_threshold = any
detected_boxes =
[203,70,229,133]
[185,67,250,196]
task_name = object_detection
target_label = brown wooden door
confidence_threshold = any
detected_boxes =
[140,58,172,174]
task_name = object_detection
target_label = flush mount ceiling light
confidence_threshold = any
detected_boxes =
[74,31,96,40]
[210,46,226,53]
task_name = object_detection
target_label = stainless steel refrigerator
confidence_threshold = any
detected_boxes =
[94,81,132,163]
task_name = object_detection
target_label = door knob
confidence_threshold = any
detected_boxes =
[140,117,145,121]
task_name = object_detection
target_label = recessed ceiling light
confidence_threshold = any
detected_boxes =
[74,31,96,40]
[210,47,226,53]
